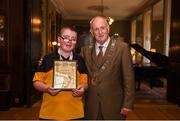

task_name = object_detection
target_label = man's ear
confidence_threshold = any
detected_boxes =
[90,29,94,37]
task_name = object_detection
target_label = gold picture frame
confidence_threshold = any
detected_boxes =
[53,60,77,89]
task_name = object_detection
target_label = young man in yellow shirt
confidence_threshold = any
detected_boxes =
[33,26,88,120]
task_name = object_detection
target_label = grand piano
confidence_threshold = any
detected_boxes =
[129,44,168,90]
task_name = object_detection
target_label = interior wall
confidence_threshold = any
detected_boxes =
[0,0,26,107]
[0,0,11,110]
[62,19,131,43]
[25,0,43,107]
[9,0,26,106]
[151,20,164,53]
[110,20,131,43]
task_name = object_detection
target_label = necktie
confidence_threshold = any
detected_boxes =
[97,46,103,66]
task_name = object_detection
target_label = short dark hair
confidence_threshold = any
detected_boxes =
[59,26,77,36]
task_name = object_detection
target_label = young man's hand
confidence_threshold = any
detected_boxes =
[46,87,61,96]
[72,84,87,97]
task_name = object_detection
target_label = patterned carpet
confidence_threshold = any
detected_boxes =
[136,83,166,99]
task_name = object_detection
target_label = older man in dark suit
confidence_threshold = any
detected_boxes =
[81,16,135,120]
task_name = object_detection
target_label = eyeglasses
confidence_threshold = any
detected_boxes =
[59,35,77,44]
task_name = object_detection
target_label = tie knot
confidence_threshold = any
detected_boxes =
[99,46,103,50]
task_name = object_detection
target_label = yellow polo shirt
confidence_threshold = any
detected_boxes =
[33,69,87,120]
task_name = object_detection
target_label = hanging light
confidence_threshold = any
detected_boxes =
[88,0,114,25]
[100,0,114,25]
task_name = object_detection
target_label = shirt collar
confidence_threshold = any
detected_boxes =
[96,37,110,48]
[58,48,73,60]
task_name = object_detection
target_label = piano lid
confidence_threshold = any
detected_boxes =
[130,44,168,67]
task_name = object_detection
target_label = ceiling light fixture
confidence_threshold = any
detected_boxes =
[100,0,114,25]
[87,0,114,25]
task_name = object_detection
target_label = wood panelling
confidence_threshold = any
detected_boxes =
[167,0,180,106]
[0,0,8,65]
[0,0,11,110]
[8,0,26,106]
[25,0,42,107]
[0,0,8,11]
[0,0,42,108]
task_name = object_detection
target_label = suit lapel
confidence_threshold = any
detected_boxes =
[90,38,117,72]
[99,39,116,72]
[101,39,113,65]
[89,39,117,85]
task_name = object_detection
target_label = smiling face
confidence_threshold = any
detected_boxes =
[58,28,77,53]
[90,16,110,45]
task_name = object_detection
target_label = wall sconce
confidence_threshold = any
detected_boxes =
[32,18,41,32]
[52,41,57,46]
[52,41,60,47]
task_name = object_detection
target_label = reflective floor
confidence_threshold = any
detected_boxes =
[0,84,180,120]
[127,98,180,120]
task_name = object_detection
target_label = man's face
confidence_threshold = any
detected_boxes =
[91,17,109,45]
[58,29,77,53]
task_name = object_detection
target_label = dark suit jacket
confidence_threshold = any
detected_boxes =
[81,38,135,120]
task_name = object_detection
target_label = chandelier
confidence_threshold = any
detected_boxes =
[100,0,114,25]
[88,0,114,25]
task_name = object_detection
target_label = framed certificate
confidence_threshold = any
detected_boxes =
[53,60,77,89]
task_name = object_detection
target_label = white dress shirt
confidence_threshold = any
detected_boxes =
[95,37,111,56]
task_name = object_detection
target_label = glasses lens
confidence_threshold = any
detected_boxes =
[60,36,76,43]
[63,38,69,42]
[72,40,76,44]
